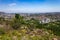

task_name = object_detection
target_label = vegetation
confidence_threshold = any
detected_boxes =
[0,14,60,40]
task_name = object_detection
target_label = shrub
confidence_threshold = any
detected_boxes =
[0,28,5,35]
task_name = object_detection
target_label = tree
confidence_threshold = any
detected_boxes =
[15,14,20,19]
[24,18,40,31]
[11,14,21,30]
[0,17,5,24]
[11,13,26,30]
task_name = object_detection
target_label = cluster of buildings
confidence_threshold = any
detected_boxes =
[0,12,15,20]
[24,15,51,23]
[0,12,60,23]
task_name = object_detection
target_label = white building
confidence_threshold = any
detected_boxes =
[41,18,51,23]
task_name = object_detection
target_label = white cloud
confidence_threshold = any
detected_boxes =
[4,7,60,13]
[8,3,17,7]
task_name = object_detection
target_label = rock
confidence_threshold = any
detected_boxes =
[12,36,17,40]
[52,38,58,40]
[21,36,28,40]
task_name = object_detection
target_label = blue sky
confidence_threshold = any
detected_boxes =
[0,0,60,13]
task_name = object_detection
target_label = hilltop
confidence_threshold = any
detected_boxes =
[0,12,60,40]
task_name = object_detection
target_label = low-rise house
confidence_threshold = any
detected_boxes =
[4,14,15,20]
[41,18,51,23]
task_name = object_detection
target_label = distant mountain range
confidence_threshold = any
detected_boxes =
[0,12,60,16]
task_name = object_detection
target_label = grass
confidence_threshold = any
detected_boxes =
[0,28,59,40]
[0,14,60,40]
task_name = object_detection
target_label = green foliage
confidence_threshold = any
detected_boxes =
[0,17,4,21]
[0,17,5,24]
[0,29,57,40]
[42,21,60,36]
[10,19,21,30]
[0,14,60,40]
[11,14,20,29]
[0,28,5,35]
[15,14,20,19]
[24,18,40,31]
[11,14,25,30]
[12,22,21,30]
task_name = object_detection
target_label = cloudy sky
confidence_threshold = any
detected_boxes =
[0,0,60,13]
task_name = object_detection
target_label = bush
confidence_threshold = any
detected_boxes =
[42,21,60,36]
[12,23,21,30]
[0,28,5,35]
